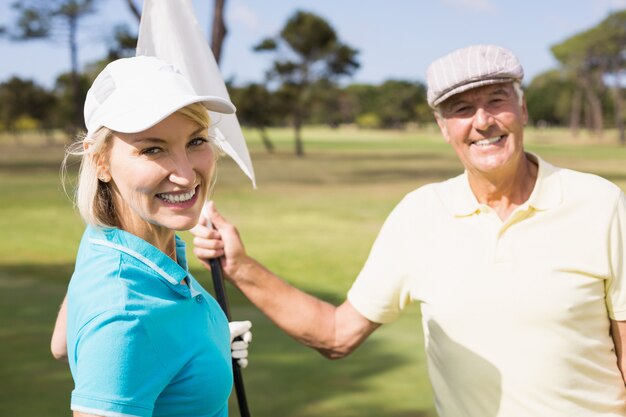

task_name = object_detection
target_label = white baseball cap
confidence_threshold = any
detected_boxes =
[84,55,236,137]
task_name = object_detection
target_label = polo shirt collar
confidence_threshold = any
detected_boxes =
[442,172,480,217]
[88,226,189,286]
[440,152,562,216]
[524,153,562,211]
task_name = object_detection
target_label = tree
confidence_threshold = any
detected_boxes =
[344,80,428,128]
[8,0,99,131]
[552,28,605,139]
[593,10,626,144]
[345,83,379,121]
[211,0,228,64]
[525,70,577,126]
[551,10,626,143]
[254,10,359,156]
[105,24,138,60]
[229,83,279,152]
[50,70,91,137]
[306,79,348,126]
[376,80,427,128]
[0,77,56,143]
[125,0,141,21]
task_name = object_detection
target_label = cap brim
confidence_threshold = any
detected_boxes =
[88,93,235,135]
[201,95,236,114]
[432,78,516,107]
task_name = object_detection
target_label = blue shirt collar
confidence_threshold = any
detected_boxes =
[87,226,199,296]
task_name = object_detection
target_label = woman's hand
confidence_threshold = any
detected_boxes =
[191,202,251,283]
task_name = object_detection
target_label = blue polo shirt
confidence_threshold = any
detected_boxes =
[67,226,232,417]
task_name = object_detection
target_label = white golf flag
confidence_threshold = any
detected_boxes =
[136,0,256,188]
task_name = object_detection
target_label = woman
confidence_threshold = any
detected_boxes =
[60,55,250,417]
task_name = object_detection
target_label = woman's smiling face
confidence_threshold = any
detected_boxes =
[101,111,215,237]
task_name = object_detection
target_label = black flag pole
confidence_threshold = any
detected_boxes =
[209,257,252,417]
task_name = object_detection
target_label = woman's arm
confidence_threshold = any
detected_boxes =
[51,294,68,361]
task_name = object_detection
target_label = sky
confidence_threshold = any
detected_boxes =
[1,0,626,89]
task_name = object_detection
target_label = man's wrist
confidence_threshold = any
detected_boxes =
[227,255,258,287]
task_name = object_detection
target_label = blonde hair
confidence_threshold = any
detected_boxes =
[62,102,219,228]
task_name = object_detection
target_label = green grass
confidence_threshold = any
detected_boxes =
[1,126,625,416]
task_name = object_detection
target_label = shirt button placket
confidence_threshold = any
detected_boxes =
[494,233,510,264]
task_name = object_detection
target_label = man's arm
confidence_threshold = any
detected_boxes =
[611,319,626,385]
[51,294,68,361]
[192,203,381,359]
[223,257,380,359]
[610,193,626,385]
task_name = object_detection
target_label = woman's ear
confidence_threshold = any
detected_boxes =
[97,170,111,183]
[96,157,111,183]
[85,138,111,183]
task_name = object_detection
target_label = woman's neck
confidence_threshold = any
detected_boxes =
[114,204,177,261]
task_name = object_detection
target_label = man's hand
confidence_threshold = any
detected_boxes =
[229,320,252,368]
[191,201,251,283]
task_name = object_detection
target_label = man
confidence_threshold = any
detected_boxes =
[193,44,626,416]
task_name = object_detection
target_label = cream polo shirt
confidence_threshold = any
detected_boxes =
[348,154,626,417]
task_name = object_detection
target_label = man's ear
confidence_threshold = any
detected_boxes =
[434,111,451,144]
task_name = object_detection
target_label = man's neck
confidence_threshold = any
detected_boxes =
[467,153,539,221]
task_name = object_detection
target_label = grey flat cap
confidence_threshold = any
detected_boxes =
[426,44,524,108]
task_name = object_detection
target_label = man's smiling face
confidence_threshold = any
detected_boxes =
[435,82,528,176]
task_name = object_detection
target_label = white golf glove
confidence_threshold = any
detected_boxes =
[229,320,252,368]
